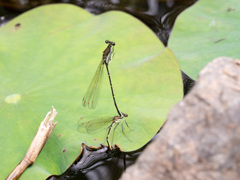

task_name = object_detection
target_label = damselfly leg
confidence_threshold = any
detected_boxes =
[105,115,130,149]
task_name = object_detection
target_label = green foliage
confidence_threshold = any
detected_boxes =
[0,4,182,179]
[169,0,240,79]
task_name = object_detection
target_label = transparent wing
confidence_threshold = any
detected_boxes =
[77,116,113,134]
[77,117,89,133]
[82,59,105,109]
[86,117,113,134]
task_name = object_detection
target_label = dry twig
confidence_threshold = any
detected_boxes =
[6,106,57,180]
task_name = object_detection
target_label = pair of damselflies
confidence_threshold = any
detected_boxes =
[81,40,128,149]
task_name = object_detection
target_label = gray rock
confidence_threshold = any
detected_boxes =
[120,57,240,180]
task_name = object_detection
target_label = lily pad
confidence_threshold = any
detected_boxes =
[169,0,240,79]
[0,4,182,179]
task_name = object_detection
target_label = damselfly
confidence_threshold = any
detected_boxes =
[82,40,127,118]
[81,40,129,149]
[78,115,130,148]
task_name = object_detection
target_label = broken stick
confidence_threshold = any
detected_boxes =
[6,106,57,180]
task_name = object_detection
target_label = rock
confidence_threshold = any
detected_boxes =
[120,57,240,180]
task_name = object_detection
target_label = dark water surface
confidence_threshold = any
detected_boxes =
[0,0,197,179]
[46,143,145,180]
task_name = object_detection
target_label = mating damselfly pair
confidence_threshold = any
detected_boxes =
[80,40,129,149]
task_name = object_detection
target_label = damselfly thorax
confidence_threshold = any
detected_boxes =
[103,40,115,65]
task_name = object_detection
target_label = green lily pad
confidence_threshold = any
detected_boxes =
[169,0,240,79]
[0,4,182,179]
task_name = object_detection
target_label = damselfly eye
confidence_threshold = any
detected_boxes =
[112,42,115,46]
[105,40,109,43]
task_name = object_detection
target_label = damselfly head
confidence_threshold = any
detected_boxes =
[105,40,115,46]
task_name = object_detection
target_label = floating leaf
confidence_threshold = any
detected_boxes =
[169,0,240,79]
[0,4,182,179]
